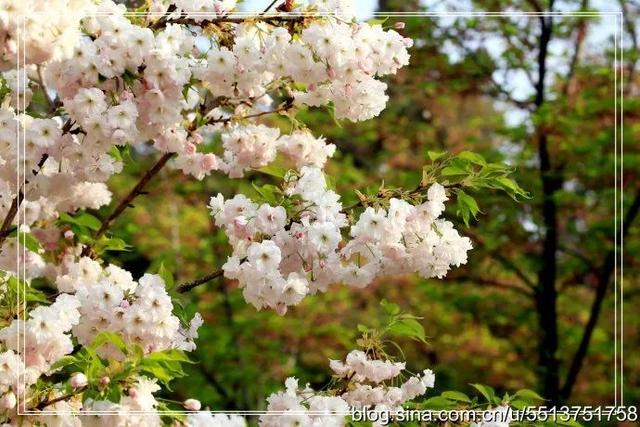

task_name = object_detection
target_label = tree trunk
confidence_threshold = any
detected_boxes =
[533,8,561,406]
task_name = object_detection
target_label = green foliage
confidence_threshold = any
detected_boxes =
[0,273,49,328]
[58,211,102,232]
[50,332,193,400]
[7,229,43,253]
[423,151,530,226]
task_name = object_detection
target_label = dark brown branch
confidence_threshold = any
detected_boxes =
[176,269,224,293]
[0,119,75,247]
[453,37,533,110]
[151,13,304,30]
[464,229,536,289]
[0,154,50,247]
[533,0,561,405]
[562,0,589,96]
[620,0,639,84]
[198,364,233,404]
[526,0,543,13]
[0,119,75,246]
[83,152,175,256]
[35,386,87,410]
[561,188,640,400]
[261,0,280,14]
[207,104,293,126]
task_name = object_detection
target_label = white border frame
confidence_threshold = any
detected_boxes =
[13,8,625,418]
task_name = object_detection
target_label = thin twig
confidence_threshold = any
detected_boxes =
[261,0,280,14]
[176,269,224,293]
[35,386,87,410]
[560,188,640,400]
[151,14,304,30]
[82,152,175,256]
[0,154,49,247]
[207,104,292,126]
[0,119,75,246]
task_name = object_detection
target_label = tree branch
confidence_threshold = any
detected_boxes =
[620,0,639,84]
[533,2,561,404]
[150,13,305,30]
[82,152,175,256]
[562,0,589,96]
[0,154,49,247]
[35,386,87,410]
[464,229,536,289]
[176,268,225,293]
[561,188,640,400]
[261,0,280,14]
[206,103,293,127]
[0,120,76,248]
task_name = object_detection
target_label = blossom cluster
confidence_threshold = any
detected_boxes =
[210,167,472,314]
[260,349,435,426]
[56,257,202,357]
[0,107,115,251]
[194,16,412,122]
[218,126,336,178]
[0,294,81,408]
[0,0,93,71]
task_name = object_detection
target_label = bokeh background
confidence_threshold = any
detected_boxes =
[107,0,639,415]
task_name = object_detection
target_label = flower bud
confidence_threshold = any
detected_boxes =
[99,376,110,386]
[63,230,74,240]
[275,302,287,316]
[70,372,88,389]
[393,22,406,29]
[185,142,197,155]
[0,391,16,409]
[201,154,218,171]
[183,399,201,411]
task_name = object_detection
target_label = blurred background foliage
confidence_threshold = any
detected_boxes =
[103,0,639,415]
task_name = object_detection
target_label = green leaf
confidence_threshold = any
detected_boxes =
[256,165,287,178]
[387,318,427,343]
[252,183,278,205]
[513,388,545,403]
[380,299,400,315]
[441,390,471,403]
[138,349,192,387]
[357,324,369,333]
[8,229,42,253]
[367,17,388,26]
[470,383,496,404]
[495,176,530,199]
[427,150,447,162]
[455,189,480,226]
[144,349,193,364]
[157,262,174,289]
[50,355,78,372]
[95,236,131,253]
[456,151,486,166]
[59,212,102,231]
[441,166,468,176]
[421,396,457,409]
[88,331,128,356]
